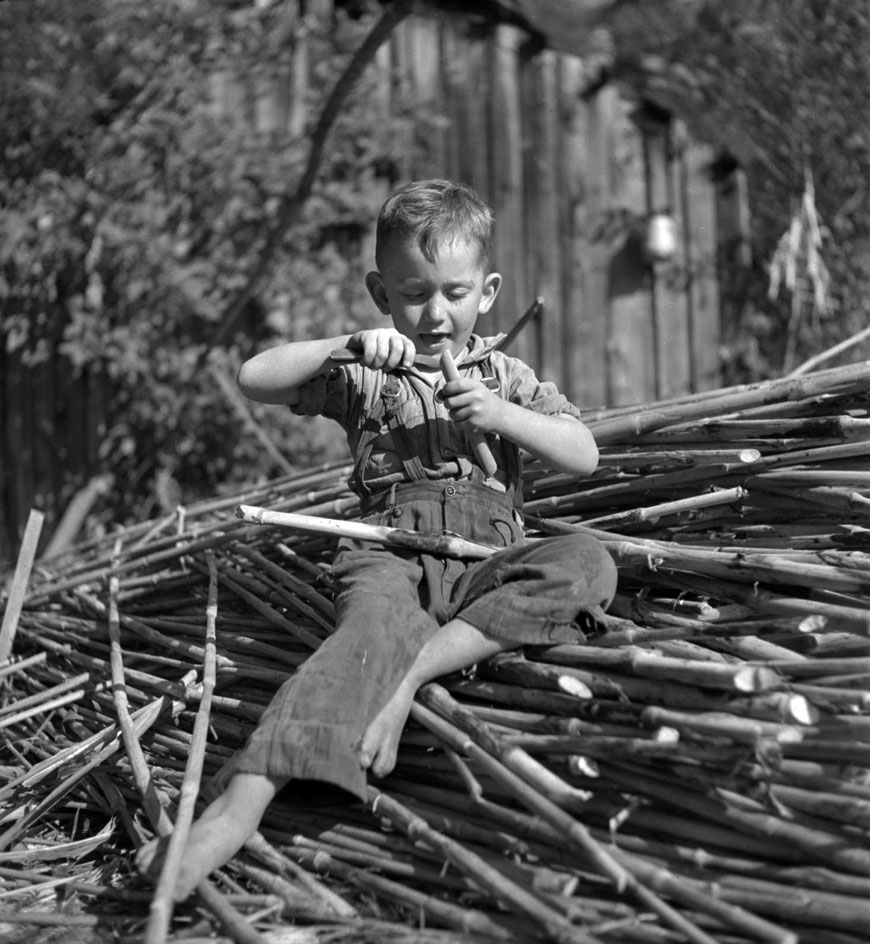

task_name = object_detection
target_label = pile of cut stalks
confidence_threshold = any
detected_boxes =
[2,360,870,944]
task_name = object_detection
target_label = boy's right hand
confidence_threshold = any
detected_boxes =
[347,328,416,371]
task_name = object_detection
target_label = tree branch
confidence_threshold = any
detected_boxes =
[210,1,412,350]
[785,322,870,377]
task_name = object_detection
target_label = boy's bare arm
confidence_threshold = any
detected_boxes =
[493,408,599,477]
[237,328,415,404]
[441,380,598,477]
[237,337,351,404]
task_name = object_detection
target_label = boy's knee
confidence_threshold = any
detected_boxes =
[596,545,618,607]
[551,533,617,607]
[545,532,608,565]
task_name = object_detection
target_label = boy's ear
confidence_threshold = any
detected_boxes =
[478,272,502,314]
[365,271,391,315]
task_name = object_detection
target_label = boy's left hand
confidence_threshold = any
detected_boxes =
[439,378,503,434]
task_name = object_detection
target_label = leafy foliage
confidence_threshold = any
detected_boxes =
[3,0,869,542]
[1,0,401,529]
[612,0,870,380]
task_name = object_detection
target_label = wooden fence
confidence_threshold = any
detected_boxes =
[1,8,742,562]
[370,13,726,408]
[1,333,108,566]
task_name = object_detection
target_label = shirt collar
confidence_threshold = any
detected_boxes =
[459,333,507,364]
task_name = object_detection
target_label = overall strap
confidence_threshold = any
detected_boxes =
[472,353,522,506]
[350,373,425,497]
[381,376,427,482]
[351,353,522,504]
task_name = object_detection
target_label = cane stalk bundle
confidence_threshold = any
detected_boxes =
[2,360,870,942]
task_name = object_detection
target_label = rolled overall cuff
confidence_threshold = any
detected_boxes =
[224,716,368,805]
[459,590,591,645]
[454,533,618,646]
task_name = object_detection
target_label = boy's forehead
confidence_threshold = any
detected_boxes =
[380,233,484,274]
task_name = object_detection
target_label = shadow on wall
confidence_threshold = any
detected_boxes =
[608,229,648,298]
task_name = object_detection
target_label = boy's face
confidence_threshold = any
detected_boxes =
[365,235,501,361]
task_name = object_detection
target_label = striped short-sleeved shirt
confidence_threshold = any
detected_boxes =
[291,333,581,498]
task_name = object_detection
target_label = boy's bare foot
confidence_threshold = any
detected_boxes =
[358,679,415,778]
[136,771,283,901]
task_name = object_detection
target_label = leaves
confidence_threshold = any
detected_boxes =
[612,0,870,378]
[10,0,868,531]
[1,0,397,528]
[768,166,832,316]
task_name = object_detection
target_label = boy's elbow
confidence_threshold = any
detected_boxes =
[572,445,598,477]
[236,362,249,392]
[237,360,301,405]
[236,362,257,400]
[562,420,599,476]
[237,361,274,403]
[583,433,599,472]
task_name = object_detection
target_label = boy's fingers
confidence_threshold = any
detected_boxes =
[388,334,408,367]
[364,333,393,368]
[442,383,485,408]
[378,336,415,370]
[440,379,470,399]
[352,331,413,370]
[379,333,395,363]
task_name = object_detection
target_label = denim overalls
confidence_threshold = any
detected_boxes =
[223,339,617,802]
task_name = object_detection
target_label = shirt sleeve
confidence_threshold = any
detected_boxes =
[289,368,351,423]
[496,352,582,420]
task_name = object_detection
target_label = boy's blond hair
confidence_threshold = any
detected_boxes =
[375,179,494,271]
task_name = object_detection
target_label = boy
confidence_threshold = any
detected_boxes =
[138,179,617,898]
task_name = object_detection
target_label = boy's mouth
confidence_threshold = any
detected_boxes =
[417,332,451,348]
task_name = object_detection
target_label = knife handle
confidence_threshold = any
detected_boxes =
[440,350,498,477]
[329,349,362,363]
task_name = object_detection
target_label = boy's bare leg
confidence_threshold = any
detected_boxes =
[136,770,286,901]
[358,616,512,778]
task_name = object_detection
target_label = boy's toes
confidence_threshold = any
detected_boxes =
[135,837,199,901]
[172,873,200,903]
[136,835,168,880]
[370,745,397,779]
[357,724,381,770]
[358,738,394,778]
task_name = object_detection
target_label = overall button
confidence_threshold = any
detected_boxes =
[444,485,456,497]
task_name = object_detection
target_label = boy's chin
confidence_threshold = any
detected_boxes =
[413,335,451,362]
[413,353,442,370]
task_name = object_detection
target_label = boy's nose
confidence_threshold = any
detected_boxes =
[423,296,446,321]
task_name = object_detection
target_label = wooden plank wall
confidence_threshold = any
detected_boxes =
[382,13,722,409]
[0,8,728,561]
